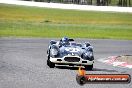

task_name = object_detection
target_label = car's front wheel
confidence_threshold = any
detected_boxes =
[47,59,55,68]
[85,64,93,70]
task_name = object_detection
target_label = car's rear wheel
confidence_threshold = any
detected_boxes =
[47,59,55,68]
[85,64,93,70]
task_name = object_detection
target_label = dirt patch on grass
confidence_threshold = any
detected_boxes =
[117,55,132,64]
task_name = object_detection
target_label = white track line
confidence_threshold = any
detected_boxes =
[0,0,132,13]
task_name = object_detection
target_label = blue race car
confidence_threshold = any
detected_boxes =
[47,37,94,70]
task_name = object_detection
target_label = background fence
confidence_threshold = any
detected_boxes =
[23,0,132,7]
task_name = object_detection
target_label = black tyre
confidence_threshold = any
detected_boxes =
[85,64,93,70]
[47,59,55,68]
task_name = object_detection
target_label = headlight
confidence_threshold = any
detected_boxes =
[82,52,94,61]
[51,49,58,56]
[88,52,93,57]
[87,46,93,52]
[84,52,93,57]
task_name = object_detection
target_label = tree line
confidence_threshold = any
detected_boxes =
[23,0,131,7]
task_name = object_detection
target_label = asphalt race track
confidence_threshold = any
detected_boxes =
[0,38,132,88]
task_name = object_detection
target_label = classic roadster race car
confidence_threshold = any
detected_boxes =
[47,37,94,70]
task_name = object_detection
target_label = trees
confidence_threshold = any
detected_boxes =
[129,0,131,6]
[118,0,131,6]
[22,0,131,7]
[97,0,110,6]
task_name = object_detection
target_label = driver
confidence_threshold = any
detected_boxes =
[60,37,70,46]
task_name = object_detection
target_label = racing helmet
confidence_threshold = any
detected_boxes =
[61,37,70,45]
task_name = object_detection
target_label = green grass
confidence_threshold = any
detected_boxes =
[0,4,132,39]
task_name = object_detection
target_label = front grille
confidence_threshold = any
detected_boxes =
[64,57,80,62]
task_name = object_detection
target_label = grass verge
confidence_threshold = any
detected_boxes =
[0,4,132,39]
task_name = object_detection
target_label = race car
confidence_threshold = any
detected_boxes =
[47,37,94,70]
